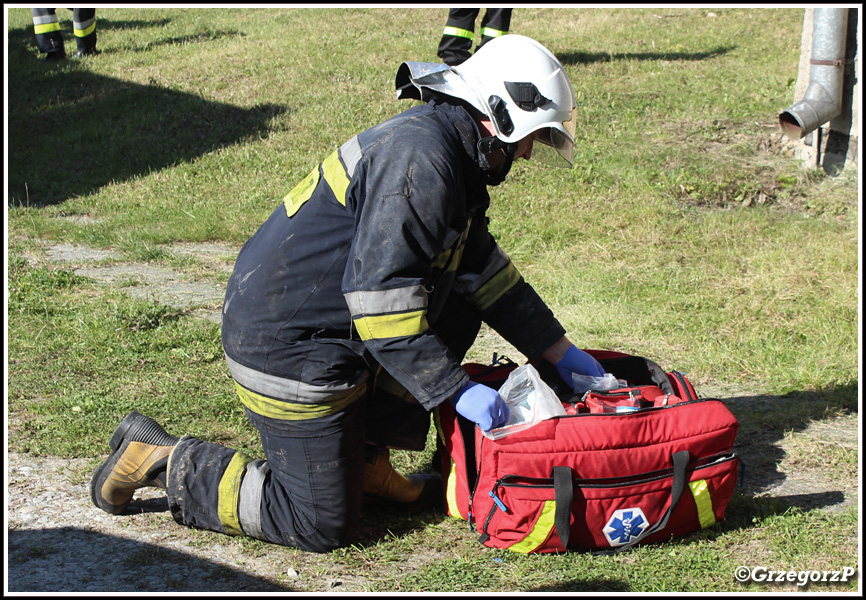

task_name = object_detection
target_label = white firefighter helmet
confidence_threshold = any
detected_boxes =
[395,34,577,167]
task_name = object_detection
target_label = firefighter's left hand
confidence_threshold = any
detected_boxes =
[451,381,510,431]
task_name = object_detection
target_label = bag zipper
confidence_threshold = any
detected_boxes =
[472,399,723,530]
[467,427,485,532]
[481,452,738,535]
[569,396,719,416]
[669,371,697,402]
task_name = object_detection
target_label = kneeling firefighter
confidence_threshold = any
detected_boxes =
[90,34,606,552]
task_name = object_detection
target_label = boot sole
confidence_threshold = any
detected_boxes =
[89,441,133,515]
[90,411,176,515]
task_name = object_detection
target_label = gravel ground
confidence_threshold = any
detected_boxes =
[5,451,300,593]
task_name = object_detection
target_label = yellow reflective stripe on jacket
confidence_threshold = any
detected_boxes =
[443,26,473,39]
[688,479,716,528]
[508,500,557,553]
[432,244,465,274]
[284,136,360,216]
[283,166,320,217]
[467,262,521,311]
[217,452,253,536]
[322,149,350,206]
[431,248,451,271]
[234,380,365,421]
[353,310,429,341]
[34,22,61,34]
[481,27,507,38]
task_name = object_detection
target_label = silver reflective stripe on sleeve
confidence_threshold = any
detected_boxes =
[340,135,362,178]
[238,459,271,542]
[344,285,428,317]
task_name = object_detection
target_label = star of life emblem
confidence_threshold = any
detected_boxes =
[603,507,649,546]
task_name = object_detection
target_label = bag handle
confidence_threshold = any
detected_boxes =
[552,450,690,554]
[552,466,573,549]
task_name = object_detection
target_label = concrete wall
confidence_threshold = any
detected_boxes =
[786,7,860,173]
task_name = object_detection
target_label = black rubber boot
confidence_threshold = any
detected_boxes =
[72,47,99,58]
[90,411,180,515]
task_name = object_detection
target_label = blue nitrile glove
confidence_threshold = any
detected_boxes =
[451,381,510,431]
[556,345,606,391]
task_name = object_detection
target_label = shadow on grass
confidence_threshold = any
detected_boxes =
[556,45,735,65]
[6,20,285,207]
[7,527,291,592]
[723,382,858,507]
[531,579,632,593]
[352,502,449,548]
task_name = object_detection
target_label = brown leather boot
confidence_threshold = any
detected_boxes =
[89,411,179,515]
[363,446,442,509]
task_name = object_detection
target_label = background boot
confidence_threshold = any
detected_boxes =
[90,411,180,515]
[363,446,442,509]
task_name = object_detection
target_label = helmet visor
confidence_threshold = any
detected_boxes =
[531,107,576,168]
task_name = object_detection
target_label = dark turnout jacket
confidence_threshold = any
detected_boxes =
[221,99,565,419]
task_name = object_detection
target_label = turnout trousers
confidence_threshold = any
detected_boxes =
[32,8,96,56]
[437,8,512,66]
[166,294,482,552]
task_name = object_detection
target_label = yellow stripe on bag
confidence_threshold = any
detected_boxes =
[508,500,557,554]
[445,462,464,520]
[217,452,253,536]
[688,479,717,529]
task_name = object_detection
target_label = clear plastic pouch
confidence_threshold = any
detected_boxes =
[483,364,566,440]
[571,372,628,395]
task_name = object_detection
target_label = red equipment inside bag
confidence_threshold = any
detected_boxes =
[434,350,741,554]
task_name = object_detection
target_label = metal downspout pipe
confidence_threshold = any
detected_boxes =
[779,7,849,140]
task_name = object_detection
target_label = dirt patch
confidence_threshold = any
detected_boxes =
[32,240,236,324]
[658,119,814,212]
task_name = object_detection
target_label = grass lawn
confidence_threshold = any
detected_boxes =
[6,6,859,593]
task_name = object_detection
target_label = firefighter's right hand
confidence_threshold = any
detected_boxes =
[451,381,510,431]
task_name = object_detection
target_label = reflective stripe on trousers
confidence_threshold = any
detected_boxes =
[31,8,96,53]
[166,395,367,553]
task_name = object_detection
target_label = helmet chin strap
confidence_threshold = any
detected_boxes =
[477,136,518,186]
